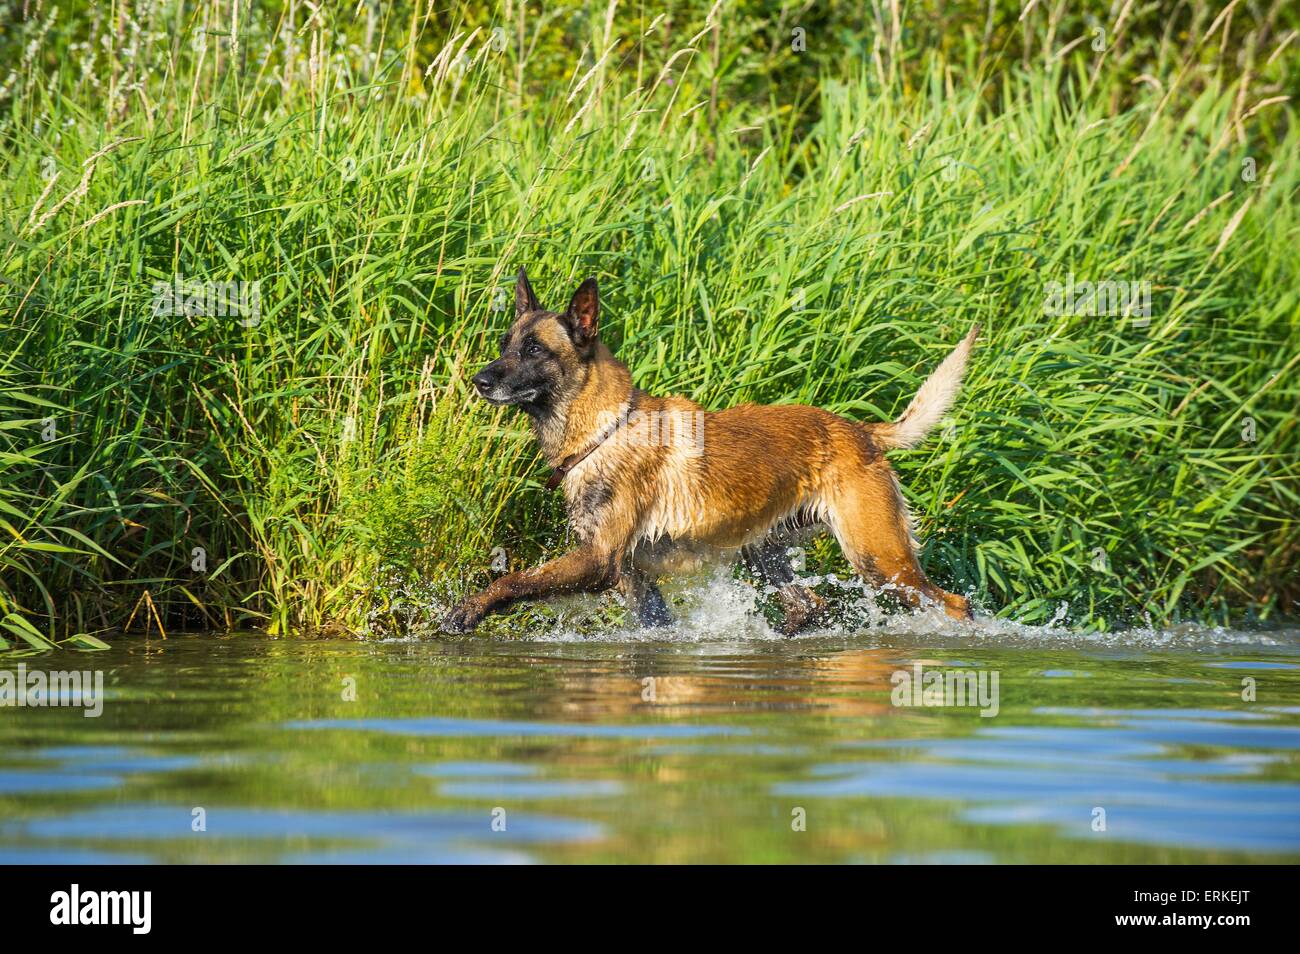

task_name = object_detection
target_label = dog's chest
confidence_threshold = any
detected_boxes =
[564,468,616,542]
[564,445,701,544]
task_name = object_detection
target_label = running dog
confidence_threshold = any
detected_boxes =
[440,269,978,634]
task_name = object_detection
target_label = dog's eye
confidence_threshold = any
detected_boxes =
[524,342,542,357]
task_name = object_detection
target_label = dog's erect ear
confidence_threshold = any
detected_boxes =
[564,278,599,344]
[515,267,541,318]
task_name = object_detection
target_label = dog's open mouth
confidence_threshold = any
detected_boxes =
[478,387,539,406]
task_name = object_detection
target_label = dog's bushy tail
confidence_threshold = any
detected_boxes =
[874,325,980,450]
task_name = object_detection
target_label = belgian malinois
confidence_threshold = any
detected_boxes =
[440,269,978,634]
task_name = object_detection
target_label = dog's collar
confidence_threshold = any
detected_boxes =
[546,394,637,491]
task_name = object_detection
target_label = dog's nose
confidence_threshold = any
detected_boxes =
[471,369,497,394]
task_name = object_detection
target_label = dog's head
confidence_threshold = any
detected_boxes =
[471,268,601,411]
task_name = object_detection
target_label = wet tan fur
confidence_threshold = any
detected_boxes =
[442,285,974,633]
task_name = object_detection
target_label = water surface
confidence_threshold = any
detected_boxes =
[2,621,1298,863]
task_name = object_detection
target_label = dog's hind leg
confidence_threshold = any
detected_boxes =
[823,460,971,621]
[621,570,673,628]
[743,540,828,635]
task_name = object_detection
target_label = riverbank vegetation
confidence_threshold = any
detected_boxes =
[1,0,1297,647]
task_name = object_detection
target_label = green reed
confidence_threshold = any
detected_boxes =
[0,1,1295,646]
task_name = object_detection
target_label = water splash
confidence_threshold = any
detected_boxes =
[366,564,1298,651]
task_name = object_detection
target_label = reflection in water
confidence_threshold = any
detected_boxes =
[1,631,1298,863]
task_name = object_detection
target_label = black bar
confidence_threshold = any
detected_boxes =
[9,866,1285,939]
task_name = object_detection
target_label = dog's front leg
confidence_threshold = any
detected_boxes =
[620,569,673,628]
[440,546,621,634]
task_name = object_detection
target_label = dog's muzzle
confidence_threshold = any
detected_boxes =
[472,364,535,405]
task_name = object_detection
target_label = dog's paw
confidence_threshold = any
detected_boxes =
[776,585,829,637]
[439,600,485,635]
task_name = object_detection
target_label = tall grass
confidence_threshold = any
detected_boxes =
[1,0,1296,644]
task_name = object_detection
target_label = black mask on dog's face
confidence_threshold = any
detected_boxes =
[471,268,600,409]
